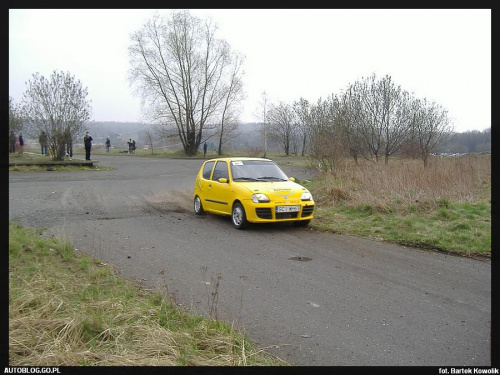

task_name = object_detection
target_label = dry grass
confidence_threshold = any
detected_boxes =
[311,154,490,210]
[9,223,288,366]
[306,154,491,256]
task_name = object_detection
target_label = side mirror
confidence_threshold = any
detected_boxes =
[289,177,296,182]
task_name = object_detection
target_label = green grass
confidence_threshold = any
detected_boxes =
[309,198,490,257]
[9,223,288,366]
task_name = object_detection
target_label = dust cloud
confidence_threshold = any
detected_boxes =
[142,190,193,214]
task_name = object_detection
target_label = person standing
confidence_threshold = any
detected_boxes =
[84,131,93,160]
[203,141,207,158]
[105,137,111,153]
[132,139,136,154]
[128,139,133,154]
[10,131,16,153]
[18,132,24,155]
[39,131,48,155]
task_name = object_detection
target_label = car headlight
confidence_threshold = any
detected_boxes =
[251,193,270,203]
[301,192,313,201]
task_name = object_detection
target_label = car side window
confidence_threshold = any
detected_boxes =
[212,161,228,181]
[202,161,215,180]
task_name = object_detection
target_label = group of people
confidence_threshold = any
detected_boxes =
[10,129,76,159]
[10,129,87,159]
[10,130,138,161]
[9,131,24,154]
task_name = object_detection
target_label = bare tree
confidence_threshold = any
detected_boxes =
[128,10,244,156]
[412,98,453,167]
[378,77,414,165]
[142,126,156,154]
[9,97,23,134]
[214,53,245,155]
[214,117,240,155]
[292,98,312,156]
[252,91,272,157]
[346,74,384,162]
[267,102,296,156]
[337,89,369,164]
[346,74,414,164]
[20,71,92,160]
[308,97,348,171]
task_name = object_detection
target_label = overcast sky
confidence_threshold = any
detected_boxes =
[9,8,491,133]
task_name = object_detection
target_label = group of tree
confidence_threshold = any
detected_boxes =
[445,128,491,154]
[11,10,245,160]
[11,10,484,167]
[10,71,92,160]
[257,74,456,169]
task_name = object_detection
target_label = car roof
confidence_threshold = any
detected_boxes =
[205,157,274,163]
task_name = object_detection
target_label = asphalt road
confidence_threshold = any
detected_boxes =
[8,154,492,366]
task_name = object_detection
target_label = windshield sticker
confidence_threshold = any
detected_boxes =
[232,161,244,165]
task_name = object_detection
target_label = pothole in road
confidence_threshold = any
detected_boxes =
[288,256,312,262]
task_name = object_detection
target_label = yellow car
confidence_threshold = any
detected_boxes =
[193,157,314,229]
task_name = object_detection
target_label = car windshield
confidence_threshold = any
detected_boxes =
[230,160,289,181]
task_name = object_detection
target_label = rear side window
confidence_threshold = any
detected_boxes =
[212,161,228,181]
[202,161,215,179]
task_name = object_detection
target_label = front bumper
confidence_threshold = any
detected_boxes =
[241,200,315,223]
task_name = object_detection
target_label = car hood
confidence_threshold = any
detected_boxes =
[237,180,307,198]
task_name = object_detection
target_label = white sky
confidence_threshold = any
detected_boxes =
[9,8,491,133]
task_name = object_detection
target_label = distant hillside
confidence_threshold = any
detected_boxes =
[84,121,145,138]
[83,121,146,148]
[84,121,491,154]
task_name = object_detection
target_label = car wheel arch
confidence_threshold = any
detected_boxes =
[194,195,205,215]
[231,200,248,229]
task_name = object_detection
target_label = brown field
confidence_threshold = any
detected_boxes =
[310,154,491,211]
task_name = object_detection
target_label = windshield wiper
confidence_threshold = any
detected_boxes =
[256,176,288,181]
[233,177,258,181]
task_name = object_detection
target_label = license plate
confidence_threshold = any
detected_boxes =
[276,205,300,213]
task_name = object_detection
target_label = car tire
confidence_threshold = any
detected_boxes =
[231,202,248,229]
[294,219,311,227]
[194,195,205,215]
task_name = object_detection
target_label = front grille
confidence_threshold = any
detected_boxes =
[256,206,314,220]
[256,208,272,219]
[275,212,298,219]
[301,206,314,217]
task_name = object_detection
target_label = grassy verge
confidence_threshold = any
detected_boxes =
[309,201,490,257]
[9,223,288,366]
[9,152,112,172]
[301,154,491,258]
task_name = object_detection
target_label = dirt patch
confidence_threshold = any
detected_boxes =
[142,190,193,214]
